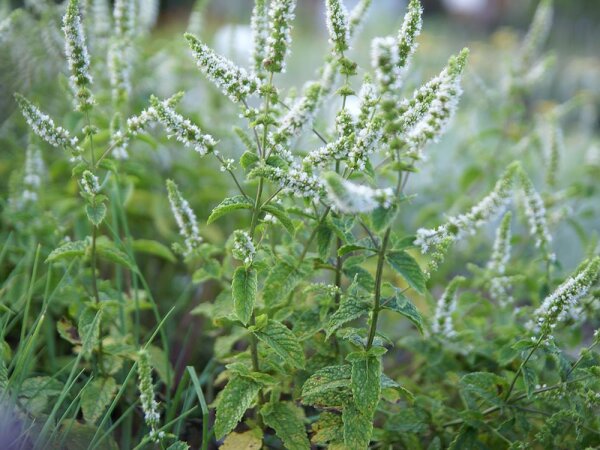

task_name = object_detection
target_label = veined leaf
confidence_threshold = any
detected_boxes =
[386,251,427,294]
[96,238,134,270]
[251,319,305,369]
[232,266,257,325]
[78,307,102,359]
[371,203,398,232]
[131,239,176,262]
[207,196,253,224]
[262,204,295,234]
[459,372,507,408]
[261,401,310,450]
[263,259,310,308]
[349,352,381,413]
[166,441,190,450]
[301,365,351,409]
[381,290,424,334]
[342,400,373,450]
[46,240,88,263]
[81,376,117,424]
[316,224,333,260]
[86,202,107,226]
[214,375,261,439]
[326,293,372,339]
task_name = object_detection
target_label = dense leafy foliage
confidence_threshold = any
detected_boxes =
[1,0,599,449]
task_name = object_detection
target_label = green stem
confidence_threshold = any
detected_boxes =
[366,227,391,350]
[504,334,544,401]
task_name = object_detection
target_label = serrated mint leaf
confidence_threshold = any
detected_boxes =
[207,196,253,224]
[386,250,427,294]
[252,319,305,369]
[381,290,424,334]
[301,365,351,409]
[261,401,310,450]
[46,240,88,263]
[263,259,310,308]
[95,238,133,269]
[232,266,257,325]
[261,204,295,234]
[214,375,261,439]
[81,376,117,424]
[342,400,373,450]
[350,352,381,414]
[85,202,107,226]
[326,293,372,339]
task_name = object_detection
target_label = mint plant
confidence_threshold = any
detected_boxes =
[1,0,599,449]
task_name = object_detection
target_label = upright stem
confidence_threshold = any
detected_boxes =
[366,228,391,350]
[504,335,544,401]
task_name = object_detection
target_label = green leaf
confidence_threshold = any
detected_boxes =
[240,151,259,169]
[252,319,305,369]
[342,400,373,450]
[192,259,221,283]
[316,225,333,260]
[131,239,176,262]
[86,202,107,226]
[96,238,134,269]
[522,366,538,399]
[371,203,398,232]
[214,375,262,439]
[78,307,102,358]
[459,372,507,408]
[301,365,351,409]
[232,267,257,325]
[261,401,310,450]
[262,204,295,234]
[207,196,253,224]
[386,251,427,295]
[263,259,310,308]
[81,376,117,424]
[381,290,424,334]
[326,292,372,339]
[338,243,374,257]
[349,352,381,413]
[46,240,88,263]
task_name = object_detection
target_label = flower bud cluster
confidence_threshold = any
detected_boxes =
[325,0,350,55]
[151,96,217,156]
[166,180,202,257]
[274,82,323,143]
[185,33,260,103]
[487,212,514,305]
[232,230,255,265]
[519,171,555,262]
[80,170,100,196]
[254,165,324,201]
[263,0,296,73]
[62,0,94,111]
[250,0,269,79]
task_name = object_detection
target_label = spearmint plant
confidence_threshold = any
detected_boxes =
[1,0,599,449]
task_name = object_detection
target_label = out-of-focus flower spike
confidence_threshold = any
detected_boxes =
[166,179,203,257]
[185,33,260,103]
[63,0,95,111]
[273,81,323,143]
[15,144,44,208]
[263,0,296,73]
[357,75,378,128]
[347,116,384,171]
[150,95,217,156]
[518,171,555,262]
[137,0,159,34]
[187,0,210,36]
[396,0,422,75]
[109,0,135,107]
[137,349,164,443]
[250,0,269,80]
[86,0,111,51]
[529,257,600,337]
[487,212,513,305]
[325,0,350,55]
[15,94,79,150]
[415,162,519,270]
[324,172,393,214]
[520,0,553,69]
[347,0,372,41]
[431,276,465,338]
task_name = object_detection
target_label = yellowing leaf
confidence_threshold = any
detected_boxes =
[221,429,263,450]
[81,376,117,424]
[252,319,305,369]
